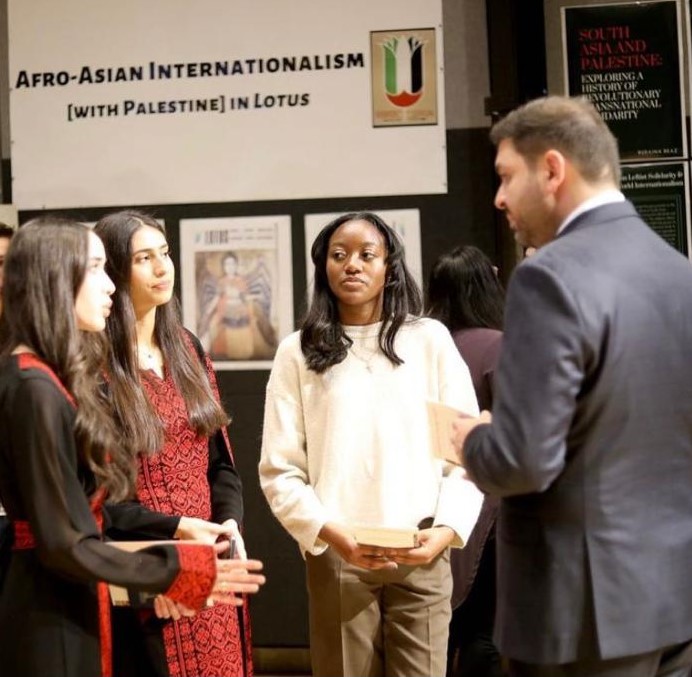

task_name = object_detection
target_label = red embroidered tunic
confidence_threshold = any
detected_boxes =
[134,354,252,677]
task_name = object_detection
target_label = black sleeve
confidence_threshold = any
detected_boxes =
[103,500,180,541]
[208,429,243,524]
[5,376,212,602]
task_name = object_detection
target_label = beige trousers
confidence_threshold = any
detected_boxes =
[305,547,452,677]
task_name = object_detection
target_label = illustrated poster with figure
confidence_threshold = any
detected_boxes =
[180,216,293,370]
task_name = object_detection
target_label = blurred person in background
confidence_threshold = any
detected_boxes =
[428,244,505,677]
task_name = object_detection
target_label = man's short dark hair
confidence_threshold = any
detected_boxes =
[490,95,621,186]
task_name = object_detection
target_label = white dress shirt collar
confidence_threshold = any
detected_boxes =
[556,189,625,237]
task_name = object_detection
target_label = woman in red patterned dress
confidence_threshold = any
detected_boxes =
[94,211,253,677]
[0,218,263,677]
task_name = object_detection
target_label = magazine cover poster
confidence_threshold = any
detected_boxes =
[180,216,293,370]
[562,1,685,160]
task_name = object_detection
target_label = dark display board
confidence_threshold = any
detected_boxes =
[621,162,690,257]
[563,1,685,161]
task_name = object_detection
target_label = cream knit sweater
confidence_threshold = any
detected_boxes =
[259,317,483,556]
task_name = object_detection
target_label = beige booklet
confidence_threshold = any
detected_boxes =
[426,400,470,466]
[349,525,419,548]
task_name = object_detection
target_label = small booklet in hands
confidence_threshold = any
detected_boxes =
[426,400,471,466]
[350,525,420,549]
[109,586,158,608]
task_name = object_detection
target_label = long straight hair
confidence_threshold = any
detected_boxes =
[426,245,504,331]
[301,211,422,373]
[94,210,228,456]
[0,218,134,500]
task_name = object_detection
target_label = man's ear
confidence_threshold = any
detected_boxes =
[543,149,566,193]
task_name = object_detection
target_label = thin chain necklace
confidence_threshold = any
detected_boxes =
[349,341,380,372]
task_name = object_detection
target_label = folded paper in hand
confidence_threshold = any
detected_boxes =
[350,525,419,548]
[426,400,470,466]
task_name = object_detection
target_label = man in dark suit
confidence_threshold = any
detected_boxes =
[453,95,692,677]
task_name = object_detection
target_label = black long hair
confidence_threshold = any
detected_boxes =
[94,210,228,456]
[0,218,134,500]
[301,211,422,373]
[427,245,504,331]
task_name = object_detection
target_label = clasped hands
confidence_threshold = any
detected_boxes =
[357,526,455,570]
[320,522,456,572]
